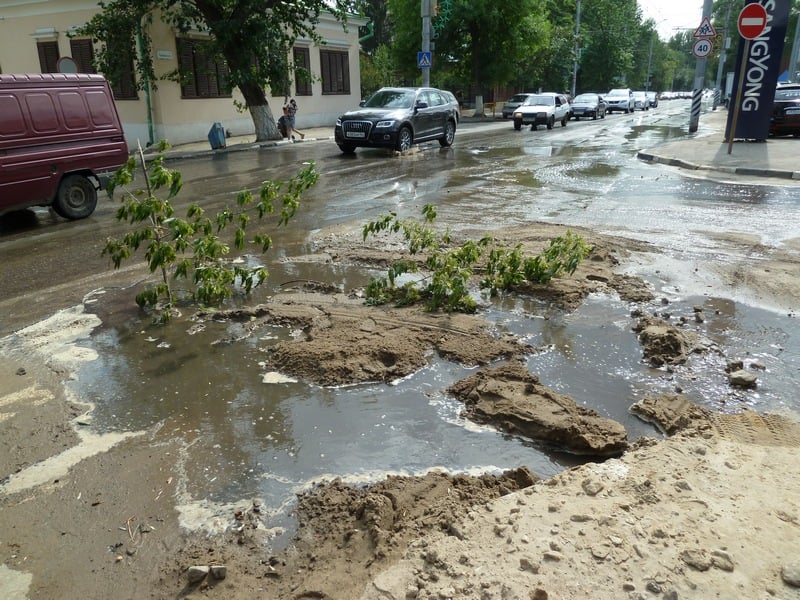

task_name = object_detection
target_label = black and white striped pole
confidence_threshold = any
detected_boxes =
[689,0,714,133]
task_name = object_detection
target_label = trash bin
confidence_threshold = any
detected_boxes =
[208,122,226,150]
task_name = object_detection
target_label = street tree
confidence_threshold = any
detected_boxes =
[386,0,549,95]
[77,0,356,142]
[576,0,642,91]
[360,45,397,97]
[354,0,393,55]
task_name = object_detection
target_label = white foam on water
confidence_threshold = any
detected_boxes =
[0,429,143,495]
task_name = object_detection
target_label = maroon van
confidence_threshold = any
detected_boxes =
[0,73,129,220]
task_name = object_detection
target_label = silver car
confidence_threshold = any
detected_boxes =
[501,93,535,119]
[632,91,649,111]
[605,88,634,113]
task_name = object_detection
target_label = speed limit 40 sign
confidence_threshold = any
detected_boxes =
[692,38,712,58]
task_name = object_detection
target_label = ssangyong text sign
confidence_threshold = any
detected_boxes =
[724,0,791,141]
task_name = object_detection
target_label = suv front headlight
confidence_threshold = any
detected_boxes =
[375,120,395,128]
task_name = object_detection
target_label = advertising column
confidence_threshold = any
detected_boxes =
[724,0,792,141]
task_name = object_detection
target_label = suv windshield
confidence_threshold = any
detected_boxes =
[525,95,555,106]
[574,94,597,103]
[364,90,415,109]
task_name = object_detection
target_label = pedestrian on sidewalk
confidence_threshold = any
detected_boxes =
[284,98,305,142]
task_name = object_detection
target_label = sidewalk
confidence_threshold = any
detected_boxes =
[635,108,800,180]
[143,125,335,160]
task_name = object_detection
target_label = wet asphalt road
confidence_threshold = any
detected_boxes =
[0,101,786,337]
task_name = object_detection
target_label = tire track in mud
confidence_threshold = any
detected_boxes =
[708,411,800,447]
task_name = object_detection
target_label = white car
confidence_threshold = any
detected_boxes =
[512,93,571,131]
[632,91,649,111]
[605,88,634,113]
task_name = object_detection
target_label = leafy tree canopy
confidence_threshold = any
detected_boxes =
[77,0,357,141]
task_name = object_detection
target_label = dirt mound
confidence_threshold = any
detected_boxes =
[632,314,716,366]
[204,296,534,386]
[629,393,714,435]
[157,468,536,599]
[448,361,629,457]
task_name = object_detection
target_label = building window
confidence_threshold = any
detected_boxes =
[177,37,231,99]
[108,36,138,100]
[69,39,96,74]
[320,49,349,95]
[293,46,312,96]
[37,41,59,73]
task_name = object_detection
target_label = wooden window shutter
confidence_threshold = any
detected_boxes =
[177,38,198,98]
[294,47,312,96]
[37,41,59,73]
[70,39,96,74]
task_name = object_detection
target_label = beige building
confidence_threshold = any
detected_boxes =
[0,1,366,149]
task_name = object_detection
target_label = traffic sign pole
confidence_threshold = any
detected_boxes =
[689,0,714,133]
[727,38,751,153]
[421,0,431,87]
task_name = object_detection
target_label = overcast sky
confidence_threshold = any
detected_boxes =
[638,0,707,40]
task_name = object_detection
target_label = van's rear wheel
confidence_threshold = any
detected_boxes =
[54,175,97,220]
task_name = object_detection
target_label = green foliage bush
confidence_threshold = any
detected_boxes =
[104,142,318,322]
[363,204,591,312]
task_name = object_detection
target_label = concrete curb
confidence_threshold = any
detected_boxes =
[144,134,335,161]
[636,151,800,180]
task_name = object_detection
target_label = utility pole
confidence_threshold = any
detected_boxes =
[713,0,733,110]
[421,0,431,87]
[645,34,654,92]
[790,9,800,82]
[571,0,581,98]
[689,0,714,132]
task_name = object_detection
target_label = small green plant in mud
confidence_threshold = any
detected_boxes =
[362,204,591,312]
[104,142,318,323]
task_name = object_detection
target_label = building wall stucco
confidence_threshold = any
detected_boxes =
[0,2,365,149]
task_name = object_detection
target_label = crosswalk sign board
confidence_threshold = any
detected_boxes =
[693,16,717,38]
[417,51,432,68]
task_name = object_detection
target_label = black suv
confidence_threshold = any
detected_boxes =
[334,87,458,153]
[770,83,800,137]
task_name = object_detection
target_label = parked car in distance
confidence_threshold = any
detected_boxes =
[769,83,800,137]
[570,93,607,120]
[605,88,634,113]
[632,91,649,111]
[0,73,129,220]
[512,93,571,130]
[646,91,658,108]
[334,86,458,153]
[501,93,535,119]
[441,89,461,124]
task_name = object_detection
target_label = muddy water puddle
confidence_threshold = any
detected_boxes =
[15,109,800,548]
[66,263,800,547]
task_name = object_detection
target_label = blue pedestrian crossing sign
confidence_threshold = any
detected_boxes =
[417,52,432,68]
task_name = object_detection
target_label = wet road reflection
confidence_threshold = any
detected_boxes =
[5,102,800,543]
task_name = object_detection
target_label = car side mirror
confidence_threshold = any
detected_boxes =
[415,101,429,110]
[359,100,366,107]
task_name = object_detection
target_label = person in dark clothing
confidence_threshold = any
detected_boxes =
[283,98,305,141]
